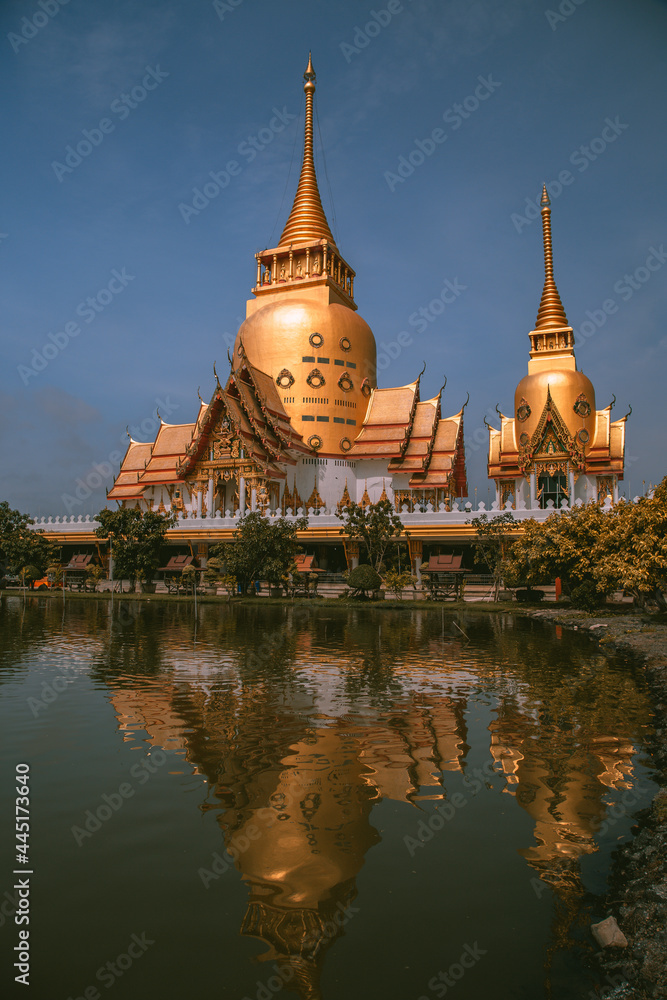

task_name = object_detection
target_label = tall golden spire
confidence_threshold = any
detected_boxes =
[535,185,569,329]
[278,54,335,247]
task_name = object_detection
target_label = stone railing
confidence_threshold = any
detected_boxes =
[28,496,617,533]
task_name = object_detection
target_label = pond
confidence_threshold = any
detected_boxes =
[0,596,657,999]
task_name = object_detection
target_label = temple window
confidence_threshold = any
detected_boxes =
[538,473,567,509]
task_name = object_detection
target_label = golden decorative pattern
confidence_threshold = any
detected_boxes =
[573,393,591,417]
[337,479,352,513]
[307,369,326,389]
[306,477,326,510]
[276,369,295,389]
[516,398,531,422]
[338,372,353,392]
[340,437,352,452]
[308,434,323,450]
[309,331,323,348]
[339,336,351,352]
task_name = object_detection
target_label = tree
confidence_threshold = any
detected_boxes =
[94,507,177,589]
[0,501,53,579]
[592,477,667,609]
[383,569,416,600]
[210,511,308,595]
[505,502,609,609]
[337,500,403,572]
[469,512,517,602]
[345,564,382,598]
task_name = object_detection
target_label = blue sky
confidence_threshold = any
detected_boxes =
[1,0,666,515]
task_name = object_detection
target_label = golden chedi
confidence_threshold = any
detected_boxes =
[514,185,596,448]
[488,185,627,509]
[234,54,377,458]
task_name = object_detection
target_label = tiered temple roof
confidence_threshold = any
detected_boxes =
[347,379,420,460]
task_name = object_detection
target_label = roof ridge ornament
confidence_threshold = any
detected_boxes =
[278,55,335,247]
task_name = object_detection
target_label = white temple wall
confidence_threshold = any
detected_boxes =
[292,456,390,510]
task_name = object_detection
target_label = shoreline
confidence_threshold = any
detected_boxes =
[521,607,667,1000]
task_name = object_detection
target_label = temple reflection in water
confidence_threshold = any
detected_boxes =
[94,605,651,998]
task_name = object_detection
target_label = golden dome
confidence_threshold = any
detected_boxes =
[514,367,596,451]
[235,292,377,456]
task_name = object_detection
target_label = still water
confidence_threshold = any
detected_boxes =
[0,596,657,999]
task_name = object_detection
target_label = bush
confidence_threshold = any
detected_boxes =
[383,569,416,599]
[86,564,105,588]
[569,580,606,611]
[346,564,382,597]
[204,556,223,588]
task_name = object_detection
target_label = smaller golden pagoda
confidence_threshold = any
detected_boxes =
[488,186,628,509]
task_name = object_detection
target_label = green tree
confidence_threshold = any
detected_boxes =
[211,512,308,595]
[470,512,517,602]
[337,500,403,572]
[94,507,177,590]
[592,477,667,609]
[0,501,53,579]
[505,502,609,609]
[383,568,416,600]
[345,563,382,598]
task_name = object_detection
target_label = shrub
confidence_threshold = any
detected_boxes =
[383,569,416,599]
[346,564,382,598]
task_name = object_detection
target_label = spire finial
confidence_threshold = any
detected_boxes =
[535,184,569,329]
[278,56,334,246]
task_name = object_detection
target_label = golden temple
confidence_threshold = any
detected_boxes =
[85,56,629,570]
[107,55,468,532]
[488,186,628,509]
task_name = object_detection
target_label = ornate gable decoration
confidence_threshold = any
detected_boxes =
[518,387,584,476]
[212,416,241,460]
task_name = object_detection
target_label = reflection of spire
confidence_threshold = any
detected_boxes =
[279,55,335,247]
[535,185,569,329]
